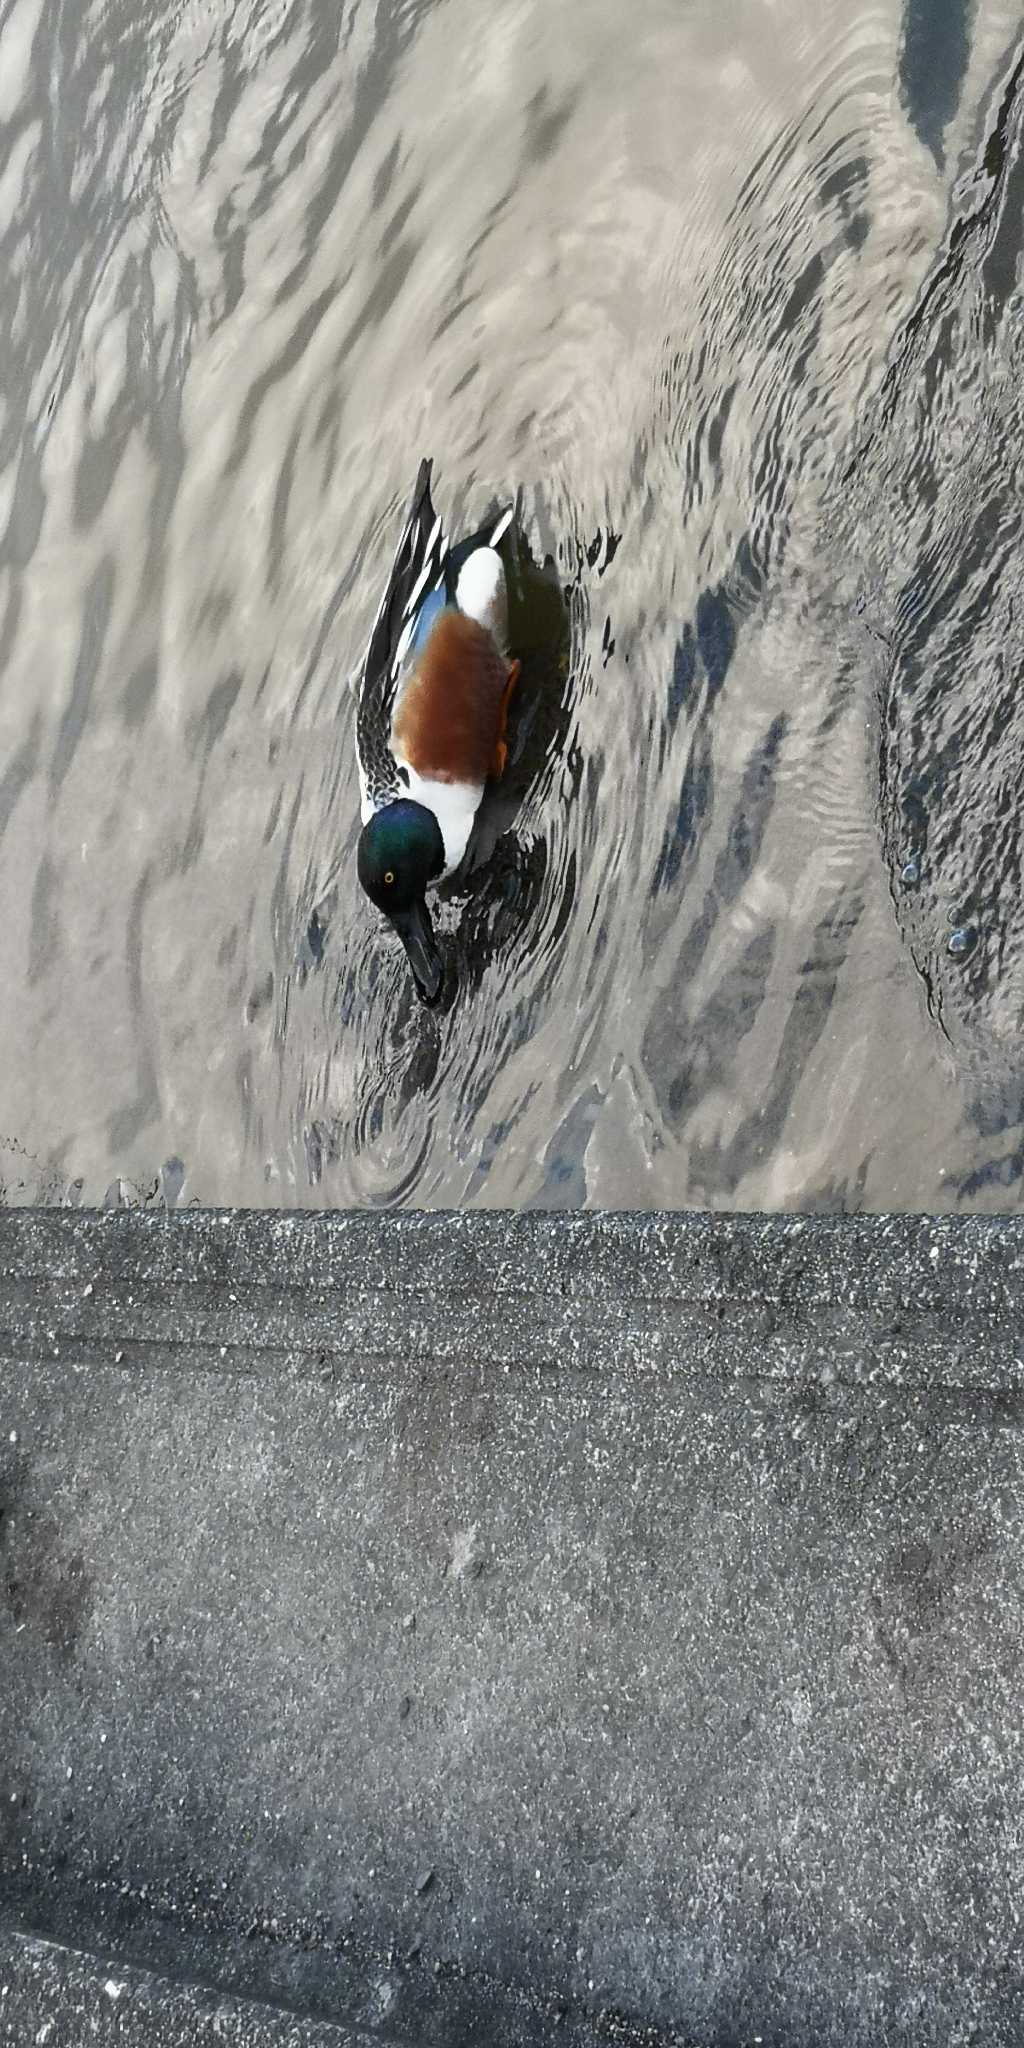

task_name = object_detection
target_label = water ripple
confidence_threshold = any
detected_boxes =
[1,0,1022,1210]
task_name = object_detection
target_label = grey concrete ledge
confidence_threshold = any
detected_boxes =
[2,1209,1024,2048]
[1,1207,1023,1396]
[0,1925,384,2047]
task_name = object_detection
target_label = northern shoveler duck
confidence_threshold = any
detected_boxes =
[354,459,519,1001]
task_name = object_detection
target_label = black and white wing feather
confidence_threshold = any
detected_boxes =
[355,459,448,817]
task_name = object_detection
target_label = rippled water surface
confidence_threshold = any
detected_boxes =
[2,0,1024,1208]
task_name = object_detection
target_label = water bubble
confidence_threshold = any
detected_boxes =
[946,925,978,961]
[900,856,921,888]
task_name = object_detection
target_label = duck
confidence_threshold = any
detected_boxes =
[354,459,520,1001]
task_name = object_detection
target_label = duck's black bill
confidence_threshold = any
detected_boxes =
[390,898,444,1004]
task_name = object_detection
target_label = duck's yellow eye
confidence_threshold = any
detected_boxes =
[384,870,395,885]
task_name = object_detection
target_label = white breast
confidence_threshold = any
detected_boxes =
[399,764,483,878]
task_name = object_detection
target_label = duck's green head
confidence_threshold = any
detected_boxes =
[357,799,446,1001]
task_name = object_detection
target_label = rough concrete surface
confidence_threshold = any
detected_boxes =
[2,1209,1024,2047]
[0,1926,384,2046]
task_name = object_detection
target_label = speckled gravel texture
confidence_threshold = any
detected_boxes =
[0,1927,380,2045]
[2,1208,1024,2048]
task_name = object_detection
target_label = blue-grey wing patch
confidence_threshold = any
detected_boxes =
[356,458,448,812]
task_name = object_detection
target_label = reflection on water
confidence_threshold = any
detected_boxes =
[0,0,1023,1209]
